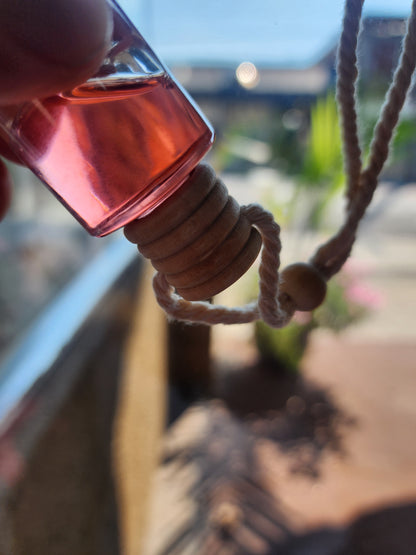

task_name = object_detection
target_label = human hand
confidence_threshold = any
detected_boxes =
[0,0,113,220]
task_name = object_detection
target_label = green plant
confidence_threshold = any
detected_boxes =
[250,94,382,372]
[297,93,345,229]
[255,319,316,373]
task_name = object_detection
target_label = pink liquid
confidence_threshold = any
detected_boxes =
[11,73,214,236]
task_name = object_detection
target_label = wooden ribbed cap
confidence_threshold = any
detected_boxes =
[124,164,262,301]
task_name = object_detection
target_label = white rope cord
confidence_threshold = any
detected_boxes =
[312,0,416,279]
[154,0,416,326]
[336,0,364,206]
[153,204,295,327]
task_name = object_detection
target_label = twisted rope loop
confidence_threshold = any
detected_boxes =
[153,204,295,327]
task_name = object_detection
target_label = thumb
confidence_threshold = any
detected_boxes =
[0,0,113,105]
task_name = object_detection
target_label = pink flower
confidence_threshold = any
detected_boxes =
[292,311,313,325]
[345,282,384,310]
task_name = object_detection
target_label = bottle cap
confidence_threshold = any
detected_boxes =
[124,164,262,300]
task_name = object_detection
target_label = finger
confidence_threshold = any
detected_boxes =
[0,159,12,221]
[0,136,21,164]
[0,0,113,105]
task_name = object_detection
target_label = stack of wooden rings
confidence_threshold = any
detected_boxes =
[124,164,262,301]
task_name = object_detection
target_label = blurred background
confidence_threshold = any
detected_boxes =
[2,1,416,554]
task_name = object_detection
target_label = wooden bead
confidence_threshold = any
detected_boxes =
[279,263,326,311]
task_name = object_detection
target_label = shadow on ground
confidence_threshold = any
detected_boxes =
[158,360,416,554]
[158,359,354,553]
[214,360,356,478]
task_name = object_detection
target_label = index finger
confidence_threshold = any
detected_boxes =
[0,0,112,105]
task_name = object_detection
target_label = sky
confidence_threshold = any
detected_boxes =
[118,0,414,67]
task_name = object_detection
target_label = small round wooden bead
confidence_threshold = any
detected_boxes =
[279,262,327,311]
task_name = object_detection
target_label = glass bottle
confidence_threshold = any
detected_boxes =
[0,0,261,301]
[0,0,214,237]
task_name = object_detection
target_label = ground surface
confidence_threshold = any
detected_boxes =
[143,332,416,555]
